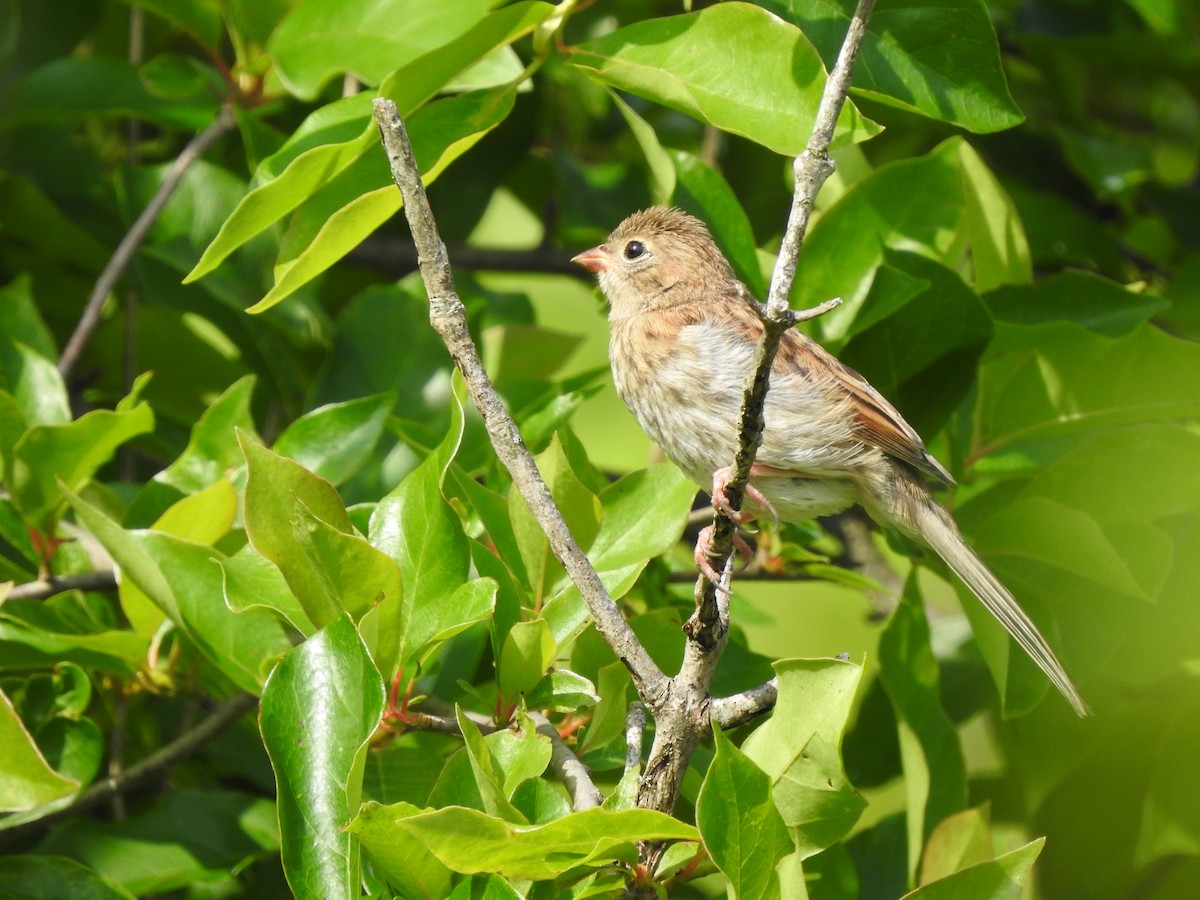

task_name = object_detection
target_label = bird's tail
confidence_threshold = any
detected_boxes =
[890,477,1090,717]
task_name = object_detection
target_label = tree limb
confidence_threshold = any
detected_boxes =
[58,105,238,379]
[5,569,119,601]
[636,0,878,832]
[371,99,669,707]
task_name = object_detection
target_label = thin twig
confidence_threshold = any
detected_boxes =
[710,679,779,729]
[58,105,238,379]
[0,693,257,846]
[530,712,603,810]
[371,99,668,706]
[5,570,119,601]
[637,0,878,832]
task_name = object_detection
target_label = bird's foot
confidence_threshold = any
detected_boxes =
[694,524,754,586]
[711,465,781,528]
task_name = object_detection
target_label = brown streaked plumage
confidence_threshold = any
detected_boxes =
[572,206,1088,717]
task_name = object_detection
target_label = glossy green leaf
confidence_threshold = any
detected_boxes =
[499,618,557,702]
[456,708,527,823]
[220,543,316,635]
[902,838,1043,899]
[611,92,675,204]
[273,392,395,486]
[119,479,237,637]
[509,434,602,602]
[0,599,148,675]
[799,139,1029,342]
[9,402,153,532]
[525,669,600,712]
[569,2,878,156]
[878,586,967,880]
[261,615,385,899]
[126,376,256,525]
[240,431,355,628]
[348,802,698,881]
[66,490,292,692]
[408,577,497,668]
[543,463,697,645]
[0,688,79,811]
[697,727,791,899]
[248,85,516,313]
[268,0,494,100]
[0,855,135,900]
[765,0,1022,133]
[742,658,866,858]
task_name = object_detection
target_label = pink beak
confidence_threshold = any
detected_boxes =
[571,245,612,273]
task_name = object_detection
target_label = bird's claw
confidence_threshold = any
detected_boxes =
[711,465,780,528]
[694,524,754,589]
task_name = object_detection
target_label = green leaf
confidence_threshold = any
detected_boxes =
[798,139,1029,342]
[126,376,256,525]
[113,0,223,50]
[261,615,385,899]
[971,322,1200,461]
[240,431,356,628]
[35,791,278,896]
[0,342,68,430]
[508,434,603,602]
[273,392,396,486]
[525,669,600,713]
[569,2,878,156]
[0,688,79,812]
[0,599,148,675]
[543,464,696,645]
[697,727,792,900]
[901,838,1043,899]
[918,806,995,886]
[10,403,154,532]
[611,92,675,204]
[878,586,967,881]
[765,0,1023,133]
[984,270,1169,337]
[66,490,292,693]
[456,708,528,824]
[407,577,497,668]
[247,85,516,313]
[368,375,471,673]
[268,0,494,100]
[9,57,219,129]
[348,802,698,881]
[670,149,768,298]
[499,618,557,702]
[220,543,316,636]
[742,658,866,859]
[0,855,135,900]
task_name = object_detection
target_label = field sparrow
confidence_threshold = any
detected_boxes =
[572,206,1088,717]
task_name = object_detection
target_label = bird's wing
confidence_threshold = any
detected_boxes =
[784,330,956,486]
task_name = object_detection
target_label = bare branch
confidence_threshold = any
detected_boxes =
[0,693,257,846]
[710,679,779,730]
[6,569,118,601]
[638,0,878,825]
[59,105,238,379]
[624,701,646,775]
[371,99,668,706]
[530,713,603,811]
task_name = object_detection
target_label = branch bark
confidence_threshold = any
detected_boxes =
[635,0,878,834]
[371,99,668,708]
[58,105,237,379]
[5,569,118,601]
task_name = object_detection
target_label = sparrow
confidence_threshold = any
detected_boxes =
[572,206,1088,717]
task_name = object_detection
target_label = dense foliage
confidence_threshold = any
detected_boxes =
[1,0,1199,897]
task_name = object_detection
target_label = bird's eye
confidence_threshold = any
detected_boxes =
[624,240,646,260]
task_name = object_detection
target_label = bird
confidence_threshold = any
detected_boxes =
[571,206,1089,717]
